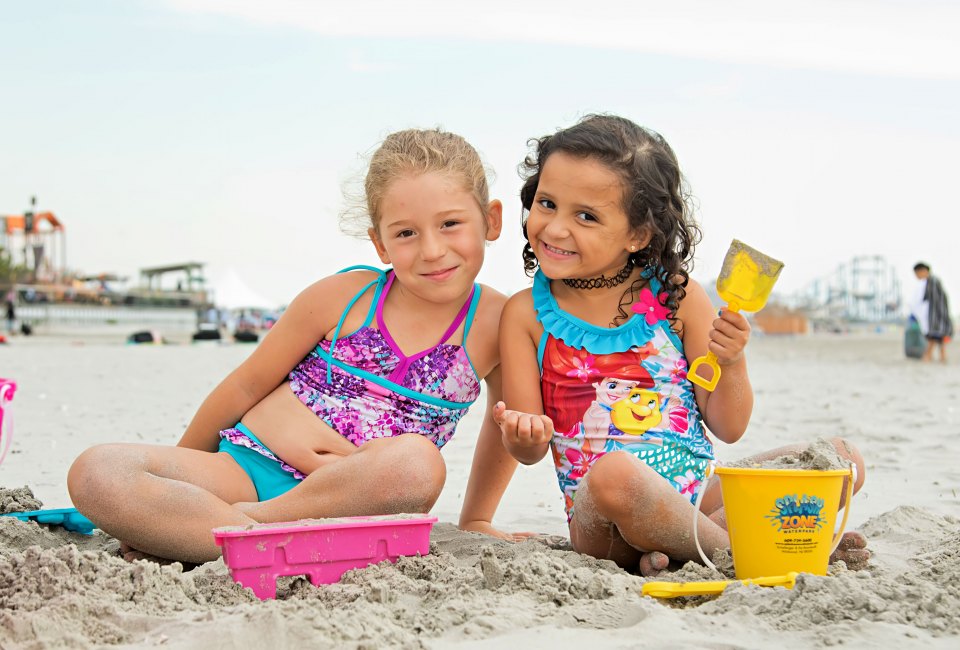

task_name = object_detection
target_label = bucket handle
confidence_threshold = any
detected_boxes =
[693,461,857,572]
[693,461,718,572]
[829,463,857,555]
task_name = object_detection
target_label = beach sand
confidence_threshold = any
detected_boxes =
[1,330,959,648]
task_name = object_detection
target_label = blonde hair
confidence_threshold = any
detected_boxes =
[340,129,491,236]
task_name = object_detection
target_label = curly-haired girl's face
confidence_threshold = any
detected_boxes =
[526,153,647,282]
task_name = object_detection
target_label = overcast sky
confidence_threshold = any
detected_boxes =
[2,0,958,307]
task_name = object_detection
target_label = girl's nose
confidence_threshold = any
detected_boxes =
[420,232,446,261]
[543,215,570,240]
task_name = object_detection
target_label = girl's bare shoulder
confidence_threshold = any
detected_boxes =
[296,268,384,303]
[467,281,502,324]
[279,268,386,336]
[675,276,710,307]
[500,288,541,339]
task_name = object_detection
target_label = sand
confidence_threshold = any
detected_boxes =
[1,330,959,648]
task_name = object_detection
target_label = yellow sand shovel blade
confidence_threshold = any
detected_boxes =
[688,240,784,391]
[641,572,798,599]
[716,240,784,312]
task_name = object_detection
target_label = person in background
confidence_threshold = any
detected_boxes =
[4,291,15,335]
[912,262,952,363]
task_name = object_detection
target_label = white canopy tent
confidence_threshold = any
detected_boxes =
[207,267,277,310]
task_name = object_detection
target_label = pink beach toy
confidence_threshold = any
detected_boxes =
[212,514,437,600]
[0,379,15,466]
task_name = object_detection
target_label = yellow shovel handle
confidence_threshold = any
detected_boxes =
[688,351,720,391]
[642,572,798,599]
[688,302,742,392]
[829,463,857,555]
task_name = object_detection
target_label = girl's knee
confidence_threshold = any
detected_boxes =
[829,436,866,492]
[373,435,446,510]
[67,444,127,504]
[584,451,655,512]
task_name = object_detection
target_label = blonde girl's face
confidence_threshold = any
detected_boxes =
[370,171,502,304]
[526,152,649,281]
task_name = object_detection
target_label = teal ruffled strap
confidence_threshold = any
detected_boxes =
[532,269,661,354]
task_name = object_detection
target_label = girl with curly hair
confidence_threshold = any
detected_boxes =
[469,114,868,575]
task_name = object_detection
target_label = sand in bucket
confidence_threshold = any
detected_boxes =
[694,451,855,579]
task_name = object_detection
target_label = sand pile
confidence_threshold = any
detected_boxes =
[2,333,959,647]
[1,485,959,649]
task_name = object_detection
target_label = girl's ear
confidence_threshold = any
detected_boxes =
[484,199,503,242]
[628,226,653,254]
[369,227,391,264]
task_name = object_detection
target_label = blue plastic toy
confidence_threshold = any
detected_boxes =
[0,507,96,535]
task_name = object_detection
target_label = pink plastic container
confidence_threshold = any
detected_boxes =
[0,379,16,466]
[212,514,437,599]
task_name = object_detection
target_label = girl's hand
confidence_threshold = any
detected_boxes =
[493,401,554,448]
[710,308,751,366]
[459,520,539,542]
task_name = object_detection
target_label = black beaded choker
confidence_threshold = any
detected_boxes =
[562,260,635,290]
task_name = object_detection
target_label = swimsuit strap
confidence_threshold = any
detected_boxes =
[374,273,478,384]
[326,266,388,385]
[460,284,482,344]
[375,273,478,353]
[438,283,477,345]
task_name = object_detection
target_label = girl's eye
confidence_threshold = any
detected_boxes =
[396,229,415,238]
[605,382,617,390]
[537,198,556,210]
[575,211,598,223]
[441,220,460,229]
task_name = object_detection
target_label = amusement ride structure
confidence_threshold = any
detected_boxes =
[790,255,902,324]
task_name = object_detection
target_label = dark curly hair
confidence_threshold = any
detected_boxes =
[519,114,701,329]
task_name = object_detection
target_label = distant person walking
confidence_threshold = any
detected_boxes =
[4,292,14,334]
[911,262,953,362]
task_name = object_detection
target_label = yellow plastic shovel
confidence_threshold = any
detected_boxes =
[688,240,784,391]
[642,571,798,599]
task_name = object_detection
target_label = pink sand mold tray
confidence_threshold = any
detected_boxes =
[0,378,16,466]
[1,507,97,535]
[213,513,438,600]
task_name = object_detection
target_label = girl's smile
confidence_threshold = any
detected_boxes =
[540,241,577,259]
[420,266,459,282]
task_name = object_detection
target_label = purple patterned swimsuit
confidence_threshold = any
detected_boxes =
[220,267,482,479]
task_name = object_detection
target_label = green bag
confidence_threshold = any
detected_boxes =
[905,317,925,359]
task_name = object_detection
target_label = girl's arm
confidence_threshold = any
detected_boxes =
[678,278,754,444]
[458,365,528,539]
[176,274,364,451]
[497,291,555,465]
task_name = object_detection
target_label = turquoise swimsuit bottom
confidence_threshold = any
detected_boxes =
[217,423,303,501]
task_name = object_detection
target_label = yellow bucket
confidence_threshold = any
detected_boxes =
[694,464,855,579]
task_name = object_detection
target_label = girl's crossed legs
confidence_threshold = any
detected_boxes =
[67,434,446,564]
[568,437,868,576]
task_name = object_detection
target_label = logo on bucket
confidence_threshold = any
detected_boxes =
[766,494,825,531]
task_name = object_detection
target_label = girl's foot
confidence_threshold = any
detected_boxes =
[638,550,671,577]
[830,531,870,570]
[118,541,199,570]
[637,531,869,577]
